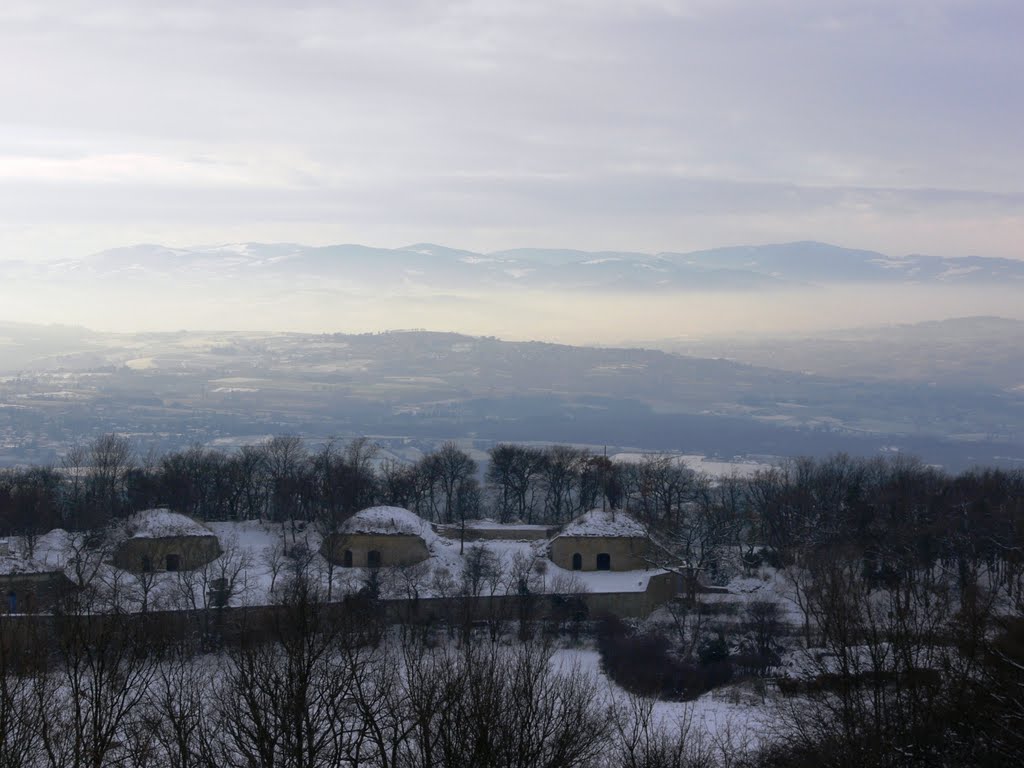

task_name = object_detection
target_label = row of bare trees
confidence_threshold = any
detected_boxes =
[742,532,1024,768]
[0,561,740,768]
[2,439,1023,589]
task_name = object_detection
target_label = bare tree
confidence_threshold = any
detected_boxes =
[65,530,113,598]
[0,615,43,768]
[541,445,588,523]
[430,638,611,768]
[262,435,309,534]
[262,536,287,594]
[87,433,134,526]
[610,690,714,768]
[132,647,219,768]
[487,444,545,523]
[38,604,157,768]
[421,442,477,525]
[377,458,420,511]
[174,537,253,613]
[207,560,364,767]
[60,445,89,529]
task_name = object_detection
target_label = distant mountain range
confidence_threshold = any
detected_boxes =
[6,241,1024,293]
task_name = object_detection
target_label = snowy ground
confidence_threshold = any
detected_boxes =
[19,511,670,612]
[551,646,771,753]
[611,452,774,478]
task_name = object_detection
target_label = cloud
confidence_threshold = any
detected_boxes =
[0,0,1021,261]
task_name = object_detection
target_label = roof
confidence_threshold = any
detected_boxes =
[123,508,215,539]
[557,509,648,539]
[339,506,434,538]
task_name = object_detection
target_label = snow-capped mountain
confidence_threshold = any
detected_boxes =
[7,241,1024,292]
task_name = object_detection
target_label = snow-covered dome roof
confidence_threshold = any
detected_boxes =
[123,508,215,539]
[557,509,648,539]
[339,506,432,538]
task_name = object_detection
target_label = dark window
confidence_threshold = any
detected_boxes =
[596,553,611,571]
[6,591,15,613]
[141,555,153,573]
[166,553,181,572]
[572,553,583,571]
[343,549,353,568]
[367,550,382,568]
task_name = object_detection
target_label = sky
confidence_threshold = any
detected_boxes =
[0,0,1022,264]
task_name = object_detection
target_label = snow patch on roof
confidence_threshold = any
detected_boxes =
[558,509,647,538]
[123,508,214,539]
[340,506,437,542]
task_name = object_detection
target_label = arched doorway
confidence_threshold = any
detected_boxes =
[596,553,611,571]
[572,553,583,571]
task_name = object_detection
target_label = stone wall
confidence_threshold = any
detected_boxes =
[321,533,430,568]
[0,568,684,645]
[113,535,222,573]
[383,570,681,623]
[432,524,559,542]
[549,535,651,571]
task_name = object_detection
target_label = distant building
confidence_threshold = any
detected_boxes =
[0,557,74,613]
[112,508,222,573]
[321,506,432,568]
[549,509,652,572]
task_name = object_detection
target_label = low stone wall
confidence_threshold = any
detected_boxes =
[381,571,680,623]
[432,524,559,542]
[0,569,683,646]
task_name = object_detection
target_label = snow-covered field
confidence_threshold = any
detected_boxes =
[551,646,771,753]
[611,452,773,478]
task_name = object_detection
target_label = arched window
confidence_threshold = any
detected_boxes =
[572,553,583,571]
[596,553,611,571]
[367,550,382,568]
[342,549,353,568]
[166,553,181,572]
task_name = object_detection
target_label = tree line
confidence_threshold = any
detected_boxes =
[1,436,1022,587]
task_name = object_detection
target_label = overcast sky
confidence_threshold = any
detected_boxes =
[1,0,1021,262]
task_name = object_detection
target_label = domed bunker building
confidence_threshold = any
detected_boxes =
[549,509,653,572]
[321,506,432,568]
[112,508,222,573]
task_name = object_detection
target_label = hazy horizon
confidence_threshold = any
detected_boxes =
[4,278,1023,345]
